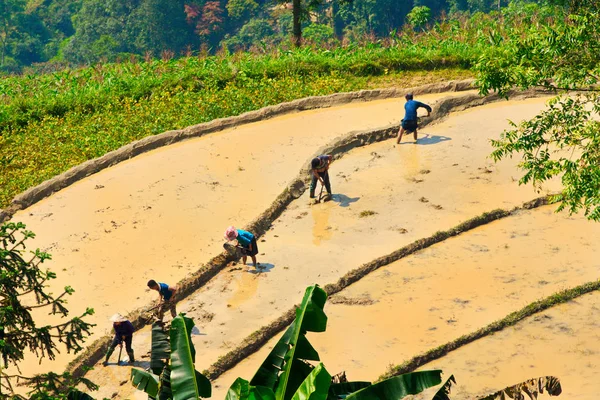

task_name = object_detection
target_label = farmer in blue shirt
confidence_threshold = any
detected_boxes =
[225,226,259,268]
[103,313,135,366]
[397,93,432,143]
[147,280,178,321]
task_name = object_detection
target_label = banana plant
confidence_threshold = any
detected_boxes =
[130,315,211,400]
[226,285,447,400]
[477,376,561,400]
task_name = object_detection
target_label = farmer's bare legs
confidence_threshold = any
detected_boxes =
[251,255,257,267]
[242,255,247,265]
[413,129,418,141]
[397,127,405,144]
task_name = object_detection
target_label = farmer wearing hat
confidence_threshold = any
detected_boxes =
[310,154,333,201]
[147,280,178,321]
[397,93,432,143]
[225,226,259,268]
[103,313,135,366]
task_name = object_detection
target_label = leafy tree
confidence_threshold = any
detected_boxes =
[0,222,96,398]
[226,0,260,21]
[303,23,337,45]
[0,0,25,68]
[223,18,275,51]
[475,4,600,220]
[407,5,432,30]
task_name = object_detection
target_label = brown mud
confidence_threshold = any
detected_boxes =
[410,290,600,399]
[82,95,559,399]
[8,89,470,381]
[209,206,600,399]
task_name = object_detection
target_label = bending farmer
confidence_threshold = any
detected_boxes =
[147,280,178,321]
[225,226,259,268]
[397,93,432,143]
[310,154,333,201]
[103,313,134,366]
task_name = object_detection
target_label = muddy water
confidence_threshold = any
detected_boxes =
[208,206,600,399]
[84,96,565,399]
[412,291,600,399]
[9,92,456,380]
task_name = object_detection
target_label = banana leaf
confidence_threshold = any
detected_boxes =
[251,322,321,390]
[327,382,371,400]
[290,363,331,400]
[170,315,210,399]
[226,377,276,400]
[275,285,327,400]
[196,369,212,398]
[345,370,443,400]
[432,375,455,400]
[158,366,172,400]
[130,368,160,398]
[151,321,171,375]
[477,376,562,399]
[66,390,95,400]
[252,285,326,400]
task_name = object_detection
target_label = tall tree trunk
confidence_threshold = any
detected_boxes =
[331,0,342,39]
[292,0,302,47]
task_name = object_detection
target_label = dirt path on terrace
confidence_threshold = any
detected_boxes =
[9,92,462,379]
[209,206,600,399]
[84,96,564,399]
[411,290,600,399]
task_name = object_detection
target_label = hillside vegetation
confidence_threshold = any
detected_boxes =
[0,3,564,208]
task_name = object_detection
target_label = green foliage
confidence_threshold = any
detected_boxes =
[0,222,96,398]
[407,6,432,29]
[130,314,211,400]
[476,5,600,220]
[229,285,446,400]
[303,24,337,46]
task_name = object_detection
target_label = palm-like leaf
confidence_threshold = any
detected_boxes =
[169,315,211,399]
[130,369,159,398]
[432,375,455,400]
[151,321,171,375]
[274,285,327,400]
[226,377,276,400]
[344,371,443,400]
[290,363,331,400]
[327,382,371,400]
[477,376,562,400]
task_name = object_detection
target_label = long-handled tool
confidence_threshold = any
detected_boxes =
[117,342,123,366]
[315,181,328,204]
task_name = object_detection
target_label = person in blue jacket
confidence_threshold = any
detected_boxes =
[225,226,259,268]
[147,280,178,321]
[103,313,135,366]
[397,93,432,143]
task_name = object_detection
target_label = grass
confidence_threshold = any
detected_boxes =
[0,67,471,208]
[378,279,600,381]
[359,210,378,218]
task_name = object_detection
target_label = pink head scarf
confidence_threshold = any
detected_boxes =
[224,226,238,241]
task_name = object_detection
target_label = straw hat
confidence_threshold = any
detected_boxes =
[224,226,238,241]
[109,313,127,323]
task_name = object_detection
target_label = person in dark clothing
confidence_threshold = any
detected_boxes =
[310,154,333,201]
[397,93,432,143]
[147,280,178,321]
[103,313,135,366]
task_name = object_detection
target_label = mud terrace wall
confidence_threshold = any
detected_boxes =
[62,86,550,379]
[0,79,475,223]
[379,279,600,381]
